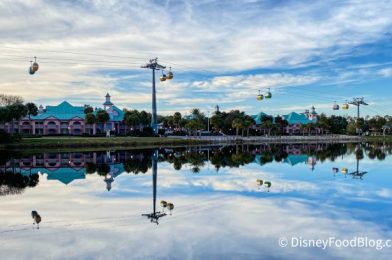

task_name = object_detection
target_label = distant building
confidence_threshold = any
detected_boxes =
[1,93,128,136]
[251,112,270,125]
[251,106,319,135]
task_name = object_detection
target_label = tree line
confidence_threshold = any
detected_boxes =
[1,94,392,138]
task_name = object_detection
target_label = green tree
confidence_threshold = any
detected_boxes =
[261,116,273,136]
[328,115,348,134]
[139,111,150,127]
[346,121,357,135]
[124,110,141,131]
[300,124,306,136]
[179,118,188,128]
[356,118,365,134]
[191,108,205,122]
[305,123,314,136]
[163,115,175,128]
[85,113,96,125]
[210,112,225,133]
[0,94,23,106]
[316,113,330,135]
[84,105,94,114]
[0,107,9,123]
[368,116,387,134]
[185,119,204,136]
[8,104,28,135]
[173,112,182,127]
[84,113,96,135]
[242,116,255,137]
[274,116,288,135]
[96,110,110,133]
[224,110,244,133]
[26,103,38,119]
[232,118,243,137]
[0,95,26,135]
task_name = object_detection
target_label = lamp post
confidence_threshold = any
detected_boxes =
[207,110,210,133]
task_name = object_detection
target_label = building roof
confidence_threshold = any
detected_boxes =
[253,154,308,166]
[251,112,270,125]
[95,105,124,122]
[103,92,113,106]
[18,163,124,185]
[30,99,124,122]
[31,101,85,120]
[111,105,125,121]
[284,154,308,166]
[310,106,317,115]
[282,112,314,125]
[20,167,85,185]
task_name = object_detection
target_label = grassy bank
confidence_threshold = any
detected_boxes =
[1,136,210,150]
[365,135,392,142]
[1,134,378,151]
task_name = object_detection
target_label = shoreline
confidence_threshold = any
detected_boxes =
[169,134,364,144]
[0,135,370,151]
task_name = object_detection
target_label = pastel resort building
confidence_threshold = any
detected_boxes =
[1,93,127,136]
[1,93,319,136]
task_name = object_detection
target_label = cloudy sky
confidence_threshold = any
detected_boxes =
[1,0,392,116]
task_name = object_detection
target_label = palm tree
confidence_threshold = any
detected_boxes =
[305,123,314,136]
[26,103,38,119]
[262,120,273,136]
[185,119,204,136]
[300,124,306,136]
[173,112,182,128]
[316,114,330,135]
[83,105,94,114]
[232,118,243,137]
[191,108,204,121]
[96,110,110,134]
[7,104,28,135]
[242,116,255,137]
[85,113,96,135]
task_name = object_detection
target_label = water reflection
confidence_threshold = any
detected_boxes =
[1,143,391,194]
[1,143,392,259]
[142,150,174,224]
[31,211,41,229]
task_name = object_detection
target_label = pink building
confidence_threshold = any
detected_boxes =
[1,93,127,136]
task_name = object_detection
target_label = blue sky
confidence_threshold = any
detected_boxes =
[0,0,392,117]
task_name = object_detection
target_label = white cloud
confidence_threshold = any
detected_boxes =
[0,0,392,112]
[378,68,392,77]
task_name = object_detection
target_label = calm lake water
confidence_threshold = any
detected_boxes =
[1,143,392,260]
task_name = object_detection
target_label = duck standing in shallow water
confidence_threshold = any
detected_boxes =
[31,211,41,229]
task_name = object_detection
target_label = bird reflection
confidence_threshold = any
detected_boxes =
[31,210,41,229]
